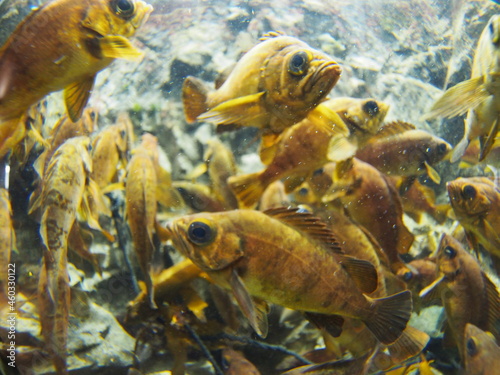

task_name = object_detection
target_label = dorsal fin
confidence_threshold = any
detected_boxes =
[263,207,343,254]
[483,272,500,338]
[259,31,285,41]
[372,120,416,141]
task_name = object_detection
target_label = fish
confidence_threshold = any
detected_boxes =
[0,0,153,158]
[259,180,290,211]
[228,114,349,208]
[321,97,389,147]
[188,138,239,210]
[166,207,412,345]
[459,137,500,168]
[419,234,500,361]
[281,353,372,375]
[446,177,500,260]
[425,15,500,162]
[125,133,159,307]
[91,114,133,190]
[182,32,342,136]
[33,107,98,181]
[0,188,15,295]
[36,136,93,374]
[174,181,228,213]
[355,121,451,184]
[324,158,414,273]
[464,323,500,375]
[221,348,261,375]
[389,177,450,224]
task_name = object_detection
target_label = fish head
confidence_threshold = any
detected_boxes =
[423,136,452,164]
[166,212,244,271]
[264,38,341,112]
[464,323,500,375]
[82,0,153,39]
[342,98,390,135]
[80,107,99,134]
[435,234,466,282]
[447,178,492,217]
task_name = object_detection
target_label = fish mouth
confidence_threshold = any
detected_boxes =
[131,1,154,29]
[304,60,341,94]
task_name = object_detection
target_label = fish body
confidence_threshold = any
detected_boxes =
[0,0,152,158]
[91,116,132,189]
[447,177,500,259]
[182,33,341,135]
[34,107,98,179]
[420,234,500,361]
[167,208,412,345]
[203,138,239,210]
[0,188,14,294]
[426,15,500,162]
[464,323,500,375]
[228,117,348,208]
[125,134,158,306]
[222,348,261,375]
[327,158,414,273]
[37,136,92,374]
[355,122,451,184]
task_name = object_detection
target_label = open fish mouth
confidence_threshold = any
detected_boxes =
[304,60,341,94]
[131,1,154,29]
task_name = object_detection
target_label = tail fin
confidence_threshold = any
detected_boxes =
[363,290,412,345]
[387,325,430,363]
[228,172,265,209]
[182,76,209,123]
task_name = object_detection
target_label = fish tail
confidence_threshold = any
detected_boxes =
[363,290,412,345]
[228,172,266,209]
[182,76,209,123]
[386,325,430,364]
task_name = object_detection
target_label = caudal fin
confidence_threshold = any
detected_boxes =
[363,290,412,345]
[182,76,209,123]
[228,172,266,209]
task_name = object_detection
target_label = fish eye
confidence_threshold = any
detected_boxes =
[489,21,495,36]
[90,111,97,121]
[288,51,309,76]
[298,187,309,196]
[120,129,127,138]
[437,142,448,155]
[187,220,216,246]
[313,168,324,176]
[466,337,478,357]
[462,185,476,200]
[362,100,379,117]
[443,245,457,259]
[402,271,413,282]
[114,0,135,18]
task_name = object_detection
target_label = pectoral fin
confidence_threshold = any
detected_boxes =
[424,161,441,184]
[306,104,350,137]
[327,135,357,162]
[338,255,378,294]
[229,269,268,338]
[425,76,489,120]
[303,312,344,337]
[198,92,268,127]
[64,76,95,122]
[100,35,144,60]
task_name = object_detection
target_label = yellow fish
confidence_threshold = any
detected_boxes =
[426,15,500,162]
[166,207,412,345]
[0,188,15,295]
[125,134,159,307]
[228,115,349,208]
[37,136,93,374]
[420,234,500,361]
[182,32,342,135]
[0,0,152,158]
[447,177,500,260]
[355,121,451,184]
